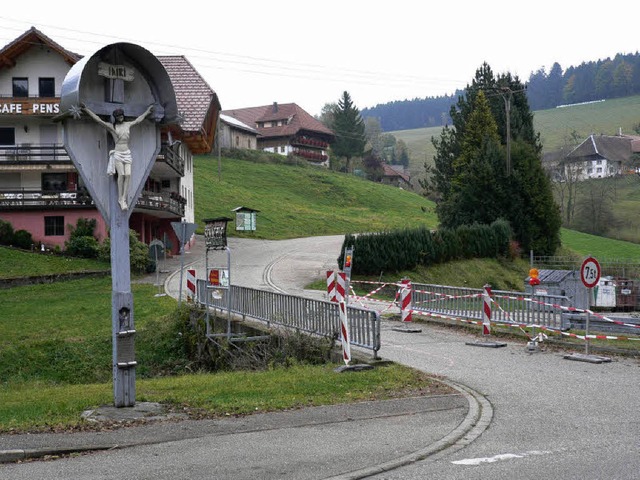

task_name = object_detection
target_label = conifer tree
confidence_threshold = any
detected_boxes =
[330,91,366,172]
[428,63,561,256]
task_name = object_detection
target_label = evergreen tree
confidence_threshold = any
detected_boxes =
[427,63,561,256]
[331,91,366,172]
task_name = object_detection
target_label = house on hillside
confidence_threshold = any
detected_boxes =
[222,102,334,166]
[0,27,220,253]
[562,133,640,180]
[218,114,259,150]
[381,163,411,188]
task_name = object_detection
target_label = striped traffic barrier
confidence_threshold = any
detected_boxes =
[326,270,336,302]
[339,300,351,364]
[400,278,412,322]
[186,269,196,302]
[482,284,491,335]
[336,271,346,304]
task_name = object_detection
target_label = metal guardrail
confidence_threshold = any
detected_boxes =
[196,280,380,357]
[411,283,571,330]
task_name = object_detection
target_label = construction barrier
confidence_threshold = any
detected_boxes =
[482,284,491,335]
[335,271,346,304]
[339,300,351,364]
[400,278,412,322]
[326,270,336,302]
[349,279,640,345]
[186,268,196,302]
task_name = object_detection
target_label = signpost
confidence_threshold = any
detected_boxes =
[565,256,611,363]
[172,221,198,306]
[580,256,600,356]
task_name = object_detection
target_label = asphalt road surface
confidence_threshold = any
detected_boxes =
[5,235,639,479]
[174,235,640,479]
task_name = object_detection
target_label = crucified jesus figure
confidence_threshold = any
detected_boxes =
[82,104,154,210]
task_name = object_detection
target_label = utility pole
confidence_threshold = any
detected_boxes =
[497,86,513,176]
[493,85,527,176]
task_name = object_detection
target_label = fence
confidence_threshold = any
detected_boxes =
[196,280,380,357]
[408,283,572,330]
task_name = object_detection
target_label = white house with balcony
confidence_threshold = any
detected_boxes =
[0,27,220,253]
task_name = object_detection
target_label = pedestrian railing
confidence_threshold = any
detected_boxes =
[196,280,380,357]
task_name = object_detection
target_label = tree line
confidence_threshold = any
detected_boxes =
[361,51,640,131]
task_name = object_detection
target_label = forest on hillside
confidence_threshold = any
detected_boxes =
[362,52,640,132]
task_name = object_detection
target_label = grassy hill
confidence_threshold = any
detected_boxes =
[193,154,640,260]
[193,155,438,239]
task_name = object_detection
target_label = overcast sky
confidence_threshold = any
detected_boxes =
[1,1,638,116]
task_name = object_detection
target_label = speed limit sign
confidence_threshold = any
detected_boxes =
[580,256,601,288]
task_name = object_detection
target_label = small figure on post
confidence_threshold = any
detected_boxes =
[82,104,154,210]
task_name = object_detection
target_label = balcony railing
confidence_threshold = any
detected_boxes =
[0,143,186,176]
[291,136,329,149]
[157,143,185,176]
[292,148,328,162]
[0,144,71,163]
[0,189,185,217]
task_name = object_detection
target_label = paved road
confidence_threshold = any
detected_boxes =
[168,235,640,479]
[3,235,639,479]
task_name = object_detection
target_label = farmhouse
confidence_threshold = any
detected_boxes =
[563,133,640,180]
[222,102,334,166]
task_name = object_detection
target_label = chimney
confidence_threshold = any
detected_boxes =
[272,102,278,113]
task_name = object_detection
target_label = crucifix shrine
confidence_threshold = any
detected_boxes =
[58,43,179,407]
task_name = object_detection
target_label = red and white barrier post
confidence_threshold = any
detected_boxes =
[186,268,196,302]
[339,300,351,364]
[327,270,336,302]
[335,271,346,304]
[482,284,492,336]
[400,278,412,322]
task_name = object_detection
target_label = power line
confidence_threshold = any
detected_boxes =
[0,16,466,95]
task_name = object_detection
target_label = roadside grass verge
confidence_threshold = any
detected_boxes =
[0,277,450,432]
[0,246,109,279]
[0,364,445,433]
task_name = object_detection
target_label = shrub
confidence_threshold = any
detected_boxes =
[98,229,152,274]
[65,235,100,258]
[339,219,515,275]
[0,219,14,246]
[65,218,100,258]
[12,229,34,250]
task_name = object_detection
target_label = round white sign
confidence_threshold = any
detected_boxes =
[580,256,601,289]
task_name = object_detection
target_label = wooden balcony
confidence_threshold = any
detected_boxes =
[0,144,71,163]
[0,143,185,179]
[156,143,185,176]
[0,189,185,217]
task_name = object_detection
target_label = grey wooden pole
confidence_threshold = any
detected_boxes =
[110,187,136,407]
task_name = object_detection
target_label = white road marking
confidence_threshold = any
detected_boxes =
[452,450,553,466]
